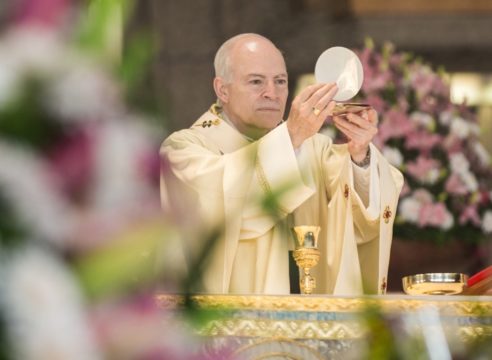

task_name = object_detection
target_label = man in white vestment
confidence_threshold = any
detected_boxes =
[160,33,403,295]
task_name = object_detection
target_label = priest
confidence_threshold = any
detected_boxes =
[160,33,403,295]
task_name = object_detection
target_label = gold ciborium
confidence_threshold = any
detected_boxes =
[292,226,321,295]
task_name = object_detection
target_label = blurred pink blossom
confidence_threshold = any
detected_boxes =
[459,205,481,227]
[12,0,70,29]
[406,157,440,183]
[400,181,411,197]
[377,109,415,143]
[445,173,469,195]
[404,130,442,153]
[47,127,94,199]
[418,202,453,229]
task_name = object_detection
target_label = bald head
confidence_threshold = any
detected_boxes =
[214,33,284,83]
[212,33,289,139]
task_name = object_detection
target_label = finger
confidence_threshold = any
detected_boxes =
[306,83,337,108]
[367,108,378,125]
[295,83,326,104]
[346,113,371,129]
[313,85,338,112]
[333,116,369,139]
[320,100,336,122]
[333,122,353,141]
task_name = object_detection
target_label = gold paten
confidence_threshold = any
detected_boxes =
[332,103,371,116]
[292,226,321,295]
[402,273,468,295]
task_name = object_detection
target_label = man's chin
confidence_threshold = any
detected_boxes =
[257,112,283,127]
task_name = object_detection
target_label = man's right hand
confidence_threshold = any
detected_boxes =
[286,83,338,149]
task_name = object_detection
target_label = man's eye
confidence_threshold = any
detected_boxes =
[250,79,263,85]
[276,79,287,85]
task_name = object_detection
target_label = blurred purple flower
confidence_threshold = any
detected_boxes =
[47,127,94,200]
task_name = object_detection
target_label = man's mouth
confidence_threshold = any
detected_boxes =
[257,107,280,112]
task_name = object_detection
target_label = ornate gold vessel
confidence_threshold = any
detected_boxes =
[332,103,371,116]
[402,273,468,295]
[292,226,321,295]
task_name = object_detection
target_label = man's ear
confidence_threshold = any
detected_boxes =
[213,77,229,104]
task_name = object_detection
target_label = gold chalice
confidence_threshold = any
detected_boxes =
[292,226,321,295]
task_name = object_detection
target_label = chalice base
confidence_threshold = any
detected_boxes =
[293,248,320,295]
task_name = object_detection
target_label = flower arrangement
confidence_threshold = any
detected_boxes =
[0,1,217,359]
[351,40,492,244]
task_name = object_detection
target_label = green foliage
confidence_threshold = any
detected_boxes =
[0,192,27,248]
[74,221,169,300]
[0,312,12,360]
[0,78,63,151]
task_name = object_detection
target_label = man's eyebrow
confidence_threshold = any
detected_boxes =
[247,73,266,78]
[246,73,287,78]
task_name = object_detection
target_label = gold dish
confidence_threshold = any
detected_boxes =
[402,273,468,295]
[332,103,371,116]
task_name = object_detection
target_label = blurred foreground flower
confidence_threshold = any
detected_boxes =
[0,1,205,359]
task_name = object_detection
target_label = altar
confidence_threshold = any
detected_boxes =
[157,294,492,359]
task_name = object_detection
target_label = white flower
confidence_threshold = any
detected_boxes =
[0,28,66,108]
[410,111,434,129]
[441,210,454,230]
[470,123,480,136]
[413,188,433,203]
[45,62,122,122]
[450,153,470,174]
[382,146,403,167]
[450,116,471,139]
[460,171,478,192]
[439,110,453,126]
[483,211,492,233]
[0,141,74,244]
[3,27,66,76]
[425,168,440,185]
[0,247,101,360]
[90,118,161,211]
[399,197,421,223]
[473,142,491,166]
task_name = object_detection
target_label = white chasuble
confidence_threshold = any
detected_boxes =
[161,109,403,295]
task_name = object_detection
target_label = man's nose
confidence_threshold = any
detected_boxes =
[262,81,277,99]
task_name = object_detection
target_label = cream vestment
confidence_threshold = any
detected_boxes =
[161,108,403,295]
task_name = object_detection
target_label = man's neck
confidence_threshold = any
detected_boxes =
[220,109,268,141]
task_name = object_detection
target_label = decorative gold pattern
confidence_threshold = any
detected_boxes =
[199,119,221,128]
[156,294,492,341]
[232,338,326,360]
[383,205,392,224]
[156,294,492,315]
[343,184,349,199]
[198,318,364,340]
[210,102,222,117]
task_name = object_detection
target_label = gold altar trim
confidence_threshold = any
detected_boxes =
[156,294,492,316]
[156,294,492,341]
[199,318,364,340]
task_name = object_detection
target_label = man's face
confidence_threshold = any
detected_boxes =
[216,39,288,138]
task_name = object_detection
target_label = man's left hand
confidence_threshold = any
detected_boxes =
[332,108,378,162]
